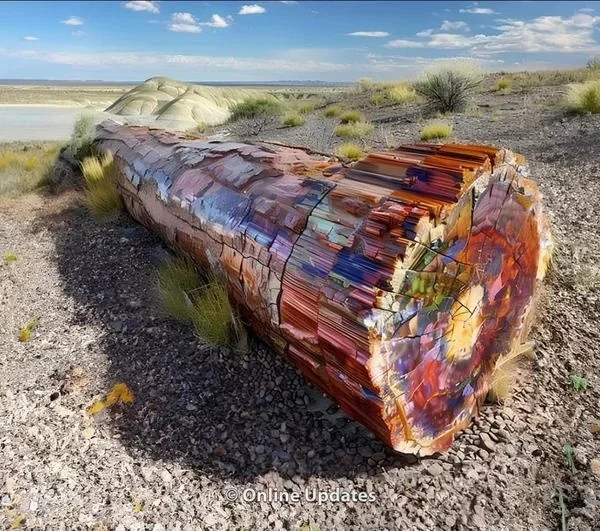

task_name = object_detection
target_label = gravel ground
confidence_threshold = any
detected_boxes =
[1,85,599,530]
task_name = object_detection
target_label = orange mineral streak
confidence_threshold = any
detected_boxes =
[96,123,550,455]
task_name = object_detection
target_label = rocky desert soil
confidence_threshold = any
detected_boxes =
[1,85,599,530]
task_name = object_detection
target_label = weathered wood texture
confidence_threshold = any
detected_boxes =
[96,121,552,455]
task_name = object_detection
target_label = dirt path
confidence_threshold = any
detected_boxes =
[1,111,599,529]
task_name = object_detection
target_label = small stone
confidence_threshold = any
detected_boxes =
[359,446,374,458]
[590,459,600,478]
[82,426,95,440]
[28,500,38,512]
[160,470,173,485]
[426,462,444,477]
[479,433,496,452]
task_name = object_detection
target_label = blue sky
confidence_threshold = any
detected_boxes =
[0,1,599,81]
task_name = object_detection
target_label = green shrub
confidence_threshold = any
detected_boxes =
[336,142,364,161]
[415,61,482,112]
[71,114,98,162]
[334,122,374,139]
[81,151,122,216]
[281,112,306,127]
[495,78,512,92]
[228,97,283,121]
[324,105,342,117]
[387,84,417,104]
[420,121,453,140]
[566,80,600,114]
[155,257,201,322]
[340,110,362,124]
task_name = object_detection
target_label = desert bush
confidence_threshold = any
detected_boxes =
[336,142,364,161]
[70,114,98,162]
[415,61,482,112]
[420,121,453,140]
[281,112,306,127]
[387,84,417,104]
[340,110,362,124]
[566,80,600,114]
[0,143,62,196]
[296,102,315,114]
[334,122,374,139]
[587,56,600,70]
[81,151,122,216]
[324,105,342,117]
[495,78,512,92]
[356,77,375,92]
[228,97,283,121]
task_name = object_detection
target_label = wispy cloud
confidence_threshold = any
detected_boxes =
[205,14,231,28]
[388,13,600,54]
[23,36,39,41]
[61,16,84,26]
[124,1,159,14]
[238,4,266,15]
[460,7,497,15]
[280,1,297,4]
[440,20,470,31]
[169,12,201,33]
[347,31,389,37]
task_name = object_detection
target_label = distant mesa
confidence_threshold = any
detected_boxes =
[104,76,266,129]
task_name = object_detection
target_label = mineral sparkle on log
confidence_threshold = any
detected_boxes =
[96,121,552,455]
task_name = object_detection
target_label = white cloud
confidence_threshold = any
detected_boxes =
[440,20,470,31]
[124,1,159,14]
[61,16,84,26]
[280,1,297,4]
[460,8,497,15]
[169,12,201,33]
[347,31,389,37]
[204,14,230,28]
[386,39,425,48]
[579,8,595,13]
[23,36,39,41]
[238,4,265,15]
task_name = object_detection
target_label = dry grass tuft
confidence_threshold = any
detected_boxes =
[0,143,62,196]
[3,251,18,264]
[334,122,374,139]
[566,80,600,114]
[18,318,39,342]
[155,257,201,322]
[296,102,315,114]
[340,110,362,124]
[495,78,513,92]
[323,105,342,117]
[387,84,417,104]
[420,121,453,140]
[488,341,534,402]
[81,151,122,216]
[336,142,364,161]
[281,112,306,127]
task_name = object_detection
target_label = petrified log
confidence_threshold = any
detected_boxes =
[96,121,552,455]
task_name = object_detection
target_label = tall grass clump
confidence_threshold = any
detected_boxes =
[0,143,62,196]
[334,122,374,139]
[155,257,242,347]
[71,114,98,162]
[296,102,315,114]
[420,121,453,141]
[356,77,375,92]
[340,110,362,124]
[336,142,364,161]
[415,61,483,112]
[281,112,305,127]
[81,151,122,216]
[566,80,600,114]
[495,78,512,92]
[387,84,417,104]
[228,97,283,121]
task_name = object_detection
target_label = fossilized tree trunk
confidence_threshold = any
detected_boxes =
[96,121,552,455]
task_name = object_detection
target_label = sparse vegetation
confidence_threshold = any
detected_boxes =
[336,142,364,161]
[356,77,375,92]
[70,113,98,162]
[155,256,242,347]
[340,110,362,124]
[18,318,39,342]
[415,61,483,112]
[228,97,283,121]
[3,251,18,264]
[81,151,122,217]
[281,112,305,127]
[370,92,387,106]
[296,102,315,114]
[587,56,600,71]
[387,83,417,104]
[420,121,453,141]
[563,443,575,472]
[495,78,513,92]
[570,374,588,391]
[323,105,342,117]
[0,143,62,196]
[565,80,600,114]
[334,121,374,139]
